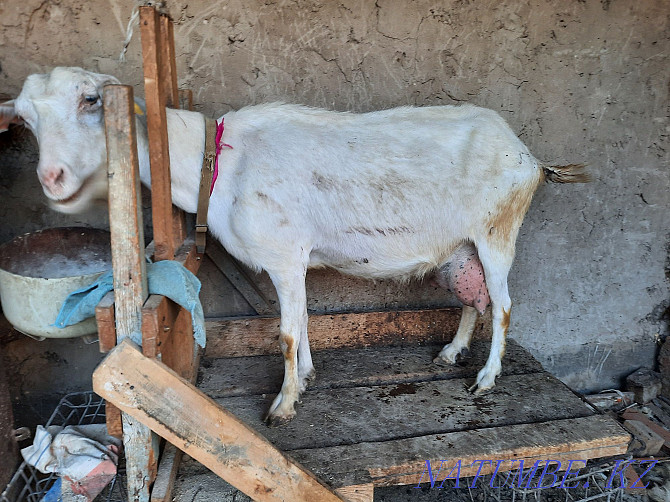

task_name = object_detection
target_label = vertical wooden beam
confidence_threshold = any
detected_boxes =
[139,6,175,262]
[103,84,157,502]
[104,85,147,351]
[95,291,117,353]
[159,15,179,109]
[158,13,188,247]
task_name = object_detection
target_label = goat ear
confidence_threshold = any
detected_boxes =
[0,100,23,134]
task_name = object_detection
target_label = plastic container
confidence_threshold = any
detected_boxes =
[0,227,111,339]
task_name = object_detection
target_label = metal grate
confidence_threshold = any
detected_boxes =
[1,392,125,502]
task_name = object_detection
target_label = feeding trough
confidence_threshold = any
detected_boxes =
[0,227,112,339]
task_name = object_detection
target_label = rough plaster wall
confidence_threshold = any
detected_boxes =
[0,0,668,395]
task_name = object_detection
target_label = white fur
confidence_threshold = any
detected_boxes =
[2,68,548,425]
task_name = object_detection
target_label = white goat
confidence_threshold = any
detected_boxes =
[0,67,587,425]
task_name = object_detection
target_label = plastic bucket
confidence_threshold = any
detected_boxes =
[0,228,111,339]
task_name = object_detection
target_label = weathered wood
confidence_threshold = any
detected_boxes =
[288,415,630,488]
[174,237,201,275]
[93,340,344,502]
[623,419,664,456]
[95,291,116,353]
[142,294,176,359]
[97,239,199,355]
[335,484,374,502]
[139,6,175,261]
[151,443,182,502]
[206,240,278,315]
[142,236,201,381]
[105,401,123,439]
[214,372,594,452]
[163,307,200,382]
[199,340,544,399]
[159,15,179,109]
[103,84,155,502]
[170,414,629,491]
[104,85,148,343]
[205,308,484,358]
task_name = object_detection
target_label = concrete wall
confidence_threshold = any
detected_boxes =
[0,0,668,402]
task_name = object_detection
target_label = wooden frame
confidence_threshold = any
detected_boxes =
[96,7,202,501]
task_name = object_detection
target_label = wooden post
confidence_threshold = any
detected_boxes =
[103,84,158,502]
[159,15,179,109]
[94,340,344,502]
[139,6,176,261]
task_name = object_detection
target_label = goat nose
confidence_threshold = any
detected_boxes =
[39,166,66,192]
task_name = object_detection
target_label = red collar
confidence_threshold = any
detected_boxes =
[210,118,233,194]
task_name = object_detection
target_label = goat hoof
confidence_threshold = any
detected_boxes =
[434,346,470,366]
[265,413,295,428]
[471,384,493,395]
[299,369,316,392]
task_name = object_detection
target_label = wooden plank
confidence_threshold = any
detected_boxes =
[105,401,123,439]
[199,340,544,399]
[159,15,179,109]
[161,14,188,252]
[93,340,344,502]
[142,294,176,359]
[205,308,484,358]
[288,415,630,488]
[335,484,373,502]
[95,291,116,352]
[103,84,156,502]
[104,85,148,347]
[151,443,182,502]
[206,240,278,315]
[174,236,201,275]
[142,237,201,379]
[161,306,199,382]
[214,372,594,452]
[139,6,175,261]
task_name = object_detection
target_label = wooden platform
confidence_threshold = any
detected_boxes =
[169,315,630,498]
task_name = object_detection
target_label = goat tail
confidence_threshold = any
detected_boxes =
[541,163,591,184]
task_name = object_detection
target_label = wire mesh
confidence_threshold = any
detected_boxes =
[1,391,126,502]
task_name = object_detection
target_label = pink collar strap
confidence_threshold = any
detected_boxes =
[210,118,233,195]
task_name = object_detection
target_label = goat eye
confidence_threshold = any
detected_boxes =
[84,95,99,105]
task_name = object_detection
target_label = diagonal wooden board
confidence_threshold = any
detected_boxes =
[93,339,345,502]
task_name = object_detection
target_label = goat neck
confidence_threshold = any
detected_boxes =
[134,106,207,214]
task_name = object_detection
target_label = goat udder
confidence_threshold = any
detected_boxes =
[434,246,490,314]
